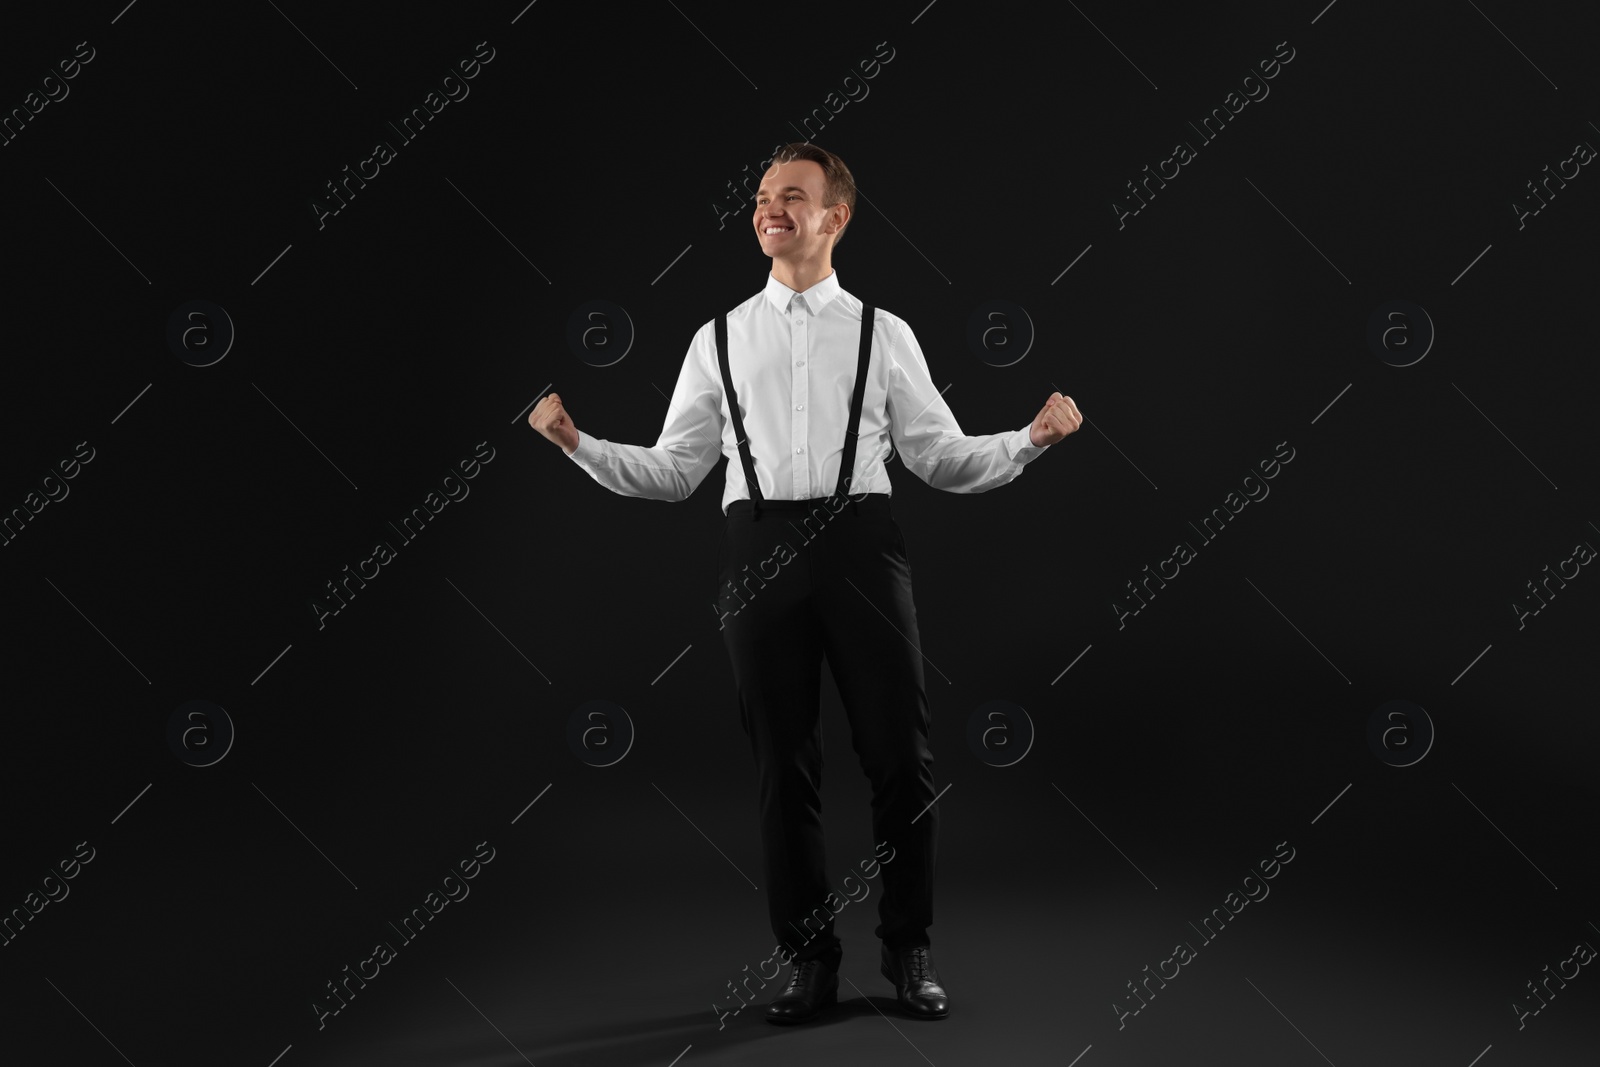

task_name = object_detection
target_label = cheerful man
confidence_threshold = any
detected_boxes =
[531,142,1082,1023]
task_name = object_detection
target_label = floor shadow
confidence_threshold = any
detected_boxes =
[439,991,944,1066]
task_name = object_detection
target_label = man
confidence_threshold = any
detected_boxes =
[531,143,1082,1023]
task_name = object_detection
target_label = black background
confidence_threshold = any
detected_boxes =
[2,1,1595,1064]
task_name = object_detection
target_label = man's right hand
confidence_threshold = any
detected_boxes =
[529,392,580,455]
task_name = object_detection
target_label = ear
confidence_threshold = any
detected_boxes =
[828,201,851,235]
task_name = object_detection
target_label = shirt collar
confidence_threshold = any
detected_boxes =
[764,269,842,315]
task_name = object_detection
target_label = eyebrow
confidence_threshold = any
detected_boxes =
[756,186,807,196]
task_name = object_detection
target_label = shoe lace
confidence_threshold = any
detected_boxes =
[786,960,817,990]
[906,947,931,983]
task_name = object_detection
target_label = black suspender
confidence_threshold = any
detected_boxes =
[715,301,876,521]
[836,304,875,506]
[715,312,763,518]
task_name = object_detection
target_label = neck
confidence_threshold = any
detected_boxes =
[771,254,834,295]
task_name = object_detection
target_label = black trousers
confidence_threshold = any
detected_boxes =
[715,492,938,968]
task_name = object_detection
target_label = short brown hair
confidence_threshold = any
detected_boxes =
[766,142,857,246]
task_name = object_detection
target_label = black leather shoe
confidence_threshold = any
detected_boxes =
[764,957,838,1024]
[880,944,949,1019]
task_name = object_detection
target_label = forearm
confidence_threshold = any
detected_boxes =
[566,430,700,501]
[902,424,1046,493]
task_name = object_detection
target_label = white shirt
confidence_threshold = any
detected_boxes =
[565,270,1050,514]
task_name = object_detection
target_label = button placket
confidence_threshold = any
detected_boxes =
[790,296,809,498]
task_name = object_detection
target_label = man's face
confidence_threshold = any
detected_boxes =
[753,158,845,261]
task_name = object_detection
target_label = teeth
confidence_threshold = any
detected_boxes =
[765,227,792,234]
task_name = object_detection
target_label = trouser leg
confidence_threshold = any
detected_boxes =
[717,510,841,968]
[811,504,937,951]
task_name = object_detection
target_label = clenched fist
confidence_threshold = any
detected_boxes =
[529,392,579,455]
[1029,392,1082,448]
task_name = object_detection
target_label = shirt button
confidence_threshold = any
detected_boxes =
[795,404,803,411]
[795,360,805,366]
[795,447,804,454]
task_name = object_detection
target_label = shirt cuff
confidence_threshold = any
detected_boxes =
[1009,424,1047,462]
[566,429,591,461]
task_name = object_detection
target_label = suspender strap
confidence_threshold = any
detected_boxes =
[833,304,875,513]
[715,312,765,520]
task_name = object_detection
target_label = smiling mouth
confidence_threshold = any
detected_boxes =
[763,225,794,235]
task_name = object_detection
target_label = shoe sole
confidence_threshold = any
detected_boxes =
[880,962,950,1019]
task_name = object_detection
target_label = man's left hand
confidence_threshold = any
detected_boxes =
[1029,392,1082,448]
